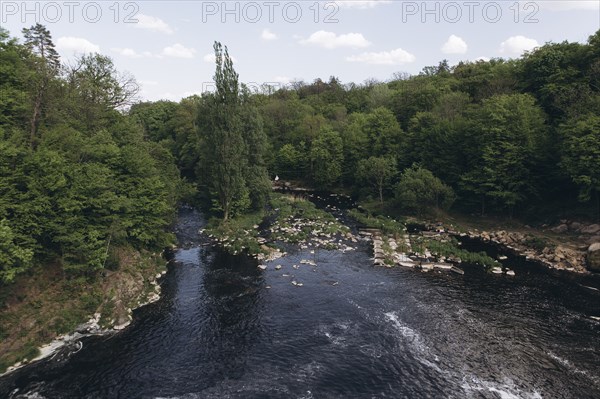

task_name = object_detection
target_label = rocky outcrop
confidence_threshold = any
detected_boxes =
[455,229,589,273]
[588,243,600,272]
[547,221,600,236]
[581,224,600,235]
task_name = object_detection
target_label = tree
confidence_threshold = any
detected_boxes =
[240,90,271,210]
[560,114,600,218]
[0,219,33,283]
[459,94,547,216]
[200,42,270,219]
[276,143,304,179]
[310,129,343,189]
[0,28,30,128]
[395,165,455,215]
[22,23,60,148]
[356,156,397,203]
[66,53,139,130]
[520,40,592,121]
[340,112,369,184]
[363,107,404,157]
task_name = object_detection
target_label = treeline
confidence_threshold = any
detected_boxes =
[0,25,183,283]
[136,30,600,221]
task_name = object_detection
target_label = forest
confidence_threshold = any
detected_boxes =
[132,29,600,223]
[1,25,599,285]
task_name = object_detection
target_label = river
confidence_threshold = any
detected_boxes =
[1,202,599,398]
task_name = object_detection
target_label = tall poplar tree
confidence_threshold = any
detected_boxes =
[201,42,270,220]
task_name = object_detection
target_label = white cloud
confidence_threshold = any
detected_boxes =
[499,36,539,56]
[442,35,468,54]
[261,29,277,41]
[135,14,173,34]
[534,1,599,11]
[111,47,140,58]
[474,56,491,62]
[346,48,416,65]
[335,1,391,9]
[300,31,371,49]
[162,44,196,59]
[56,37,100,54]
[112,48,156,58]
[203,53,238,63]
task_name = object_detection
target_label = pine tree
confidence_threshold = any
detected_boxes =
[22,24,60,148]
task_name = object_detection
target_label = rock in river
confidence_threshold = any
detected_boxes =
[587,242,600,272]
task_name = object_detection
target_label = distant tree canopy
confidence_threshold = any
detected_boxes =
[133,29,599,220]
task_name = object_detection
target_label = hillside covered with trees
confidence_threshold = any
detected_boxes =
[0,25,187,285]
[134,30,600,223]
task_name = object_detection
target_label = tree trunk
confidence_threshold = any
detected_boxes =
[481,194,485,217]
[30,91,42,149]
[379,184,383,204]
[596,189,600,222]
[223,203,229,221]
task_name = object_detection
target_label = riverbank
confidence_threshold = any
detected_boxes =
[360,198,597,274]
[0,247,168,375]
[403,216,594,274]
[322,193,597,274]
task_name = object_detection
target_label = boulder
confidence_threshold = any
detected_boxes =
[555,245,579,262]
[569,222,582,231]
[587,235,600,245]
[581,224,600,235]
[587,243,600,272]
[551,224,568,234]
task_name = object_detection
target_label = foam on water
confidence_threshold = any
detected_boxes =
[384,311,442,371]
[547,351,600,386]
[460,375,543,399]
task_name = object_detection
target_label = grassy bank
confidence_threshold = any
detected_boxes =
[415,236,500,269]
[0,247,167,373]
[347,208,406,236]
[205,211,267,255]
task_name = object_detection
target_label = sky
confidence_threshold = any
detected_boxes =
[2,0,599,101]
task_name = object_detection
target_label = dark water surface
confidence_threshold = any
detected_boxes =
[1,206,599,399]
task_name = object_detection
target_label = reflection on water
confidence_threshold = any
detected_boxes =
[1,207,599,399]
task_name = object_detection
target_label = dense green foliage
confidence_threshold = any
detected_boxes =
[198,42,269,219]
[2,26,599,283]
[395,164,455,215]
[0,27,180,282]
[357,156,397,203]
[141,29,600,222]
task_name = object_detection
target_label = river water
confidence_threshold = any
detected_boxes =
[1,204,599,399]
